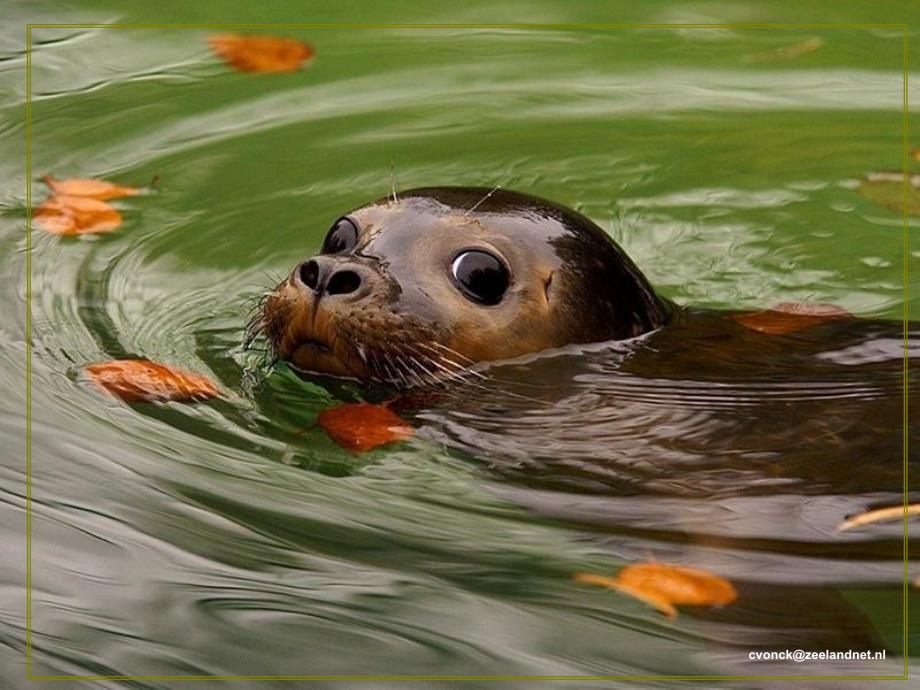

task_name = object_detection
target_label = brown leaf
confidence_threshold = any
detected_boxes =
[208,33,315,73]
[318,402,414,452]
[85,359,219,402]
[33,195,122,236]
[733,302,852,335]
[43,174,140,200]
[575,563,737,618]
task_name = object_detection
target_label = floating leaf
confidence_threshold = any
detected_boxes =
[575,563,737,618]
[43,174,140,201]
[575,571,679,617]
[837,503,920,531]
[733,302,851,335]
[33,195,122,236]
[208,33,315,73]
[85,359,219,403]
[858,171,920,216]
[317,402,413,452]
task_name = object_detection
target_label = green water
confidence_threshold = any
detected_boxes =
[3,1,920,687]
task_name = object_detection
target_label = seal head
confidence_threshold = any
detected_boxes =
[257,187,667,386]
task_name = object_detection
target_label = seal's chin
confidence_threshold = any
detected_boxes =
[289,338,362,379]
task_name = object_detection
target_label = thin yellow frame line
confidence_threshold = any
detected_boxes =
[25,21,32,680]
[901,23,911,681]
[23,675,911,682]
[23,21,911,682]
[25,22,909,30]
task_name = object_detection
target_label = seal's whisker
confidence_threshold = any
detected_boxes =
[420,342,562,400]
[384,350,412,388]
[428,354,482,381]
[396,351,430,388]
[389,159,399,205]
[423,341,478,365]
[365,349,384,382]
[398,343,457,382]
[354,343,369,367]
[461,184,501,218]
[377,352,397,385]
[243,293,269,326]
[402,354,434,387]
[394,345,442,388]
[372,349,400,386]
[374,350,395,384]
[416,342,487,380]
[410,342,555,406]
[402,348,451,387]
[413,353,469,384]
[259,269,282,286]
[406,344,478,385]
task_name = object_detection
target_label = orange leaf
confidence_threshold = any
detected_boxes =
[208,33,315,73]
[33,195,122,236]
[317,402,413,452]
[575,563,737,618]
[85,359,219,403]
[43,175,140,200]
[733,302,851,335]
[618,564,737,606]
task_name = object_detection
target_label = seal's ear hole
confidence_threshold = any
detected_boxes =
[543,271,555,304]
[322,217,359,254]
[450,250,510,306]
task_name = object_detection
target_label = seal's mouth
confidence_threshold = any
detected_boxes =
[296,337,331,353]
[249,275,481,389]
[245,283,367,380]
[289,334,364,379]
[273,302,372,380]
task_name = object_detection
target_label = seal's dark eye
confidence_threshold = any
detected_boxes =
[450,250,510,306]
[322,217,358,254]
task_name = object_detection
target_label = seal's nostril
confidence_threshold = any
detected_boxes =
[299,260,319,290]
[326,269,362,296]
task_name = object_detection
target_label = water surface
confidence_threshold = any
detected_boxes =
[2,3,919,686]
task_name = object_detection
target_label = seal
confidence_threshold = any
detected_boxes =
[250,185,919,658]
[256,187,668,386]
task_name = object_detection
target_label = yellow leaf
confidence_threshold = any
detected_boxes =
[837,504,920,531]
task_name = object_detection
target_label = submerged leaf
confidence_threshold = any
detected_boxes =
[85,359,219,402]
[858,171,920,216]
[208,33,315,73]
[318,402,413,452]
[733,302,852,335]
[575,563,737,618]
[43,174,141,200]
[33,195,122,236]
[837,504,920,531]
